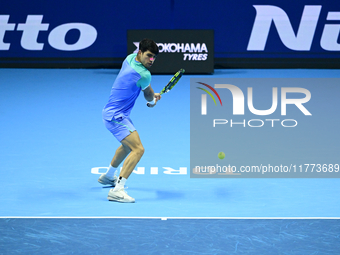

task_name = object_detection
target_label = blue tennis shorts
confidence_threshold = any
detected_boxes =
[103,117,136,142]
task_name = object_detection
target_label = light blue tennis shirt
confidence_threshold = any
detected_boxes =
[103,53,151,120]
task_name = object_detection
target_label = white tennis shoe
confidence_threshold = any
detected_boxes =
[107,188,135,203]
[98,174,117,186]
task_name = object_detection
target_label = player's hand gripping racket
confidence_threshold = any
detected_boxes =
[147,68,185,107]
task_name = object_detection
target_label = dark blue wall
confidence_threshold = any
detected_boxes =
[1,0,339,68]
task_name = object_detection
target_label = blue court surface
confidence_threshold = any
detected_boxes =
[1,68,340,254]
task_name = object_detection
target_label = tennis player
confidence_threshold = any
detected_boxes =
[99,38,160,203]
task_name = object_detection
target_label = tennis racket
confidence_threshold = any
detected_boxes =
[147,68,185,107]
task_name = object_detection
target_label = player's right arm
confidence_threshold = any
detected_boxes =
[143,86,161,107]
[143,85,154,101]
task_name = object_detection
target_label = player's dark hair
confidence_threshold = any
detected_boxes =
[139,38,159,55]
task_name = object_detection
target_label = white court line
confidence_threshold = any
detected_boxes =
[1,216,340,219]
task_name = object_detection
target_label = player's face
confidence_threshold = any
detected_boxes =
[137,50,157,69]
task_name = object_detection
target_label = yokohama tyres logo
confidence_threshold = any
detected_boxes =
[133,41,209,61]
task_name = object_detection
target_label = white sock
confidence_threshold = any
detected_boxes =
[113,176,127,191]
[105,165,117,180]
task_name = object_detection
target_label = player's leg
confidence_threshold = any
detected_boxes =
[111,144,131,168]
[99,117,134,186]
[118,130,144,179]
[108,131,144,203]
[98,144,131,186]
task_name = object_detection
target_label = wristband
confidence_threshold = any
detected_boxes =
[149,98,156,105]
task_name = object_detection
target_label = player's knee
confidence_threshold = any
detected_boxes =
[135,145,145,158]
[139,146,145,157]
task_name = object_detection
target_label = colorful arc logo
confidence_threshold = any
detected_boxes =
[196,82,223,106]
